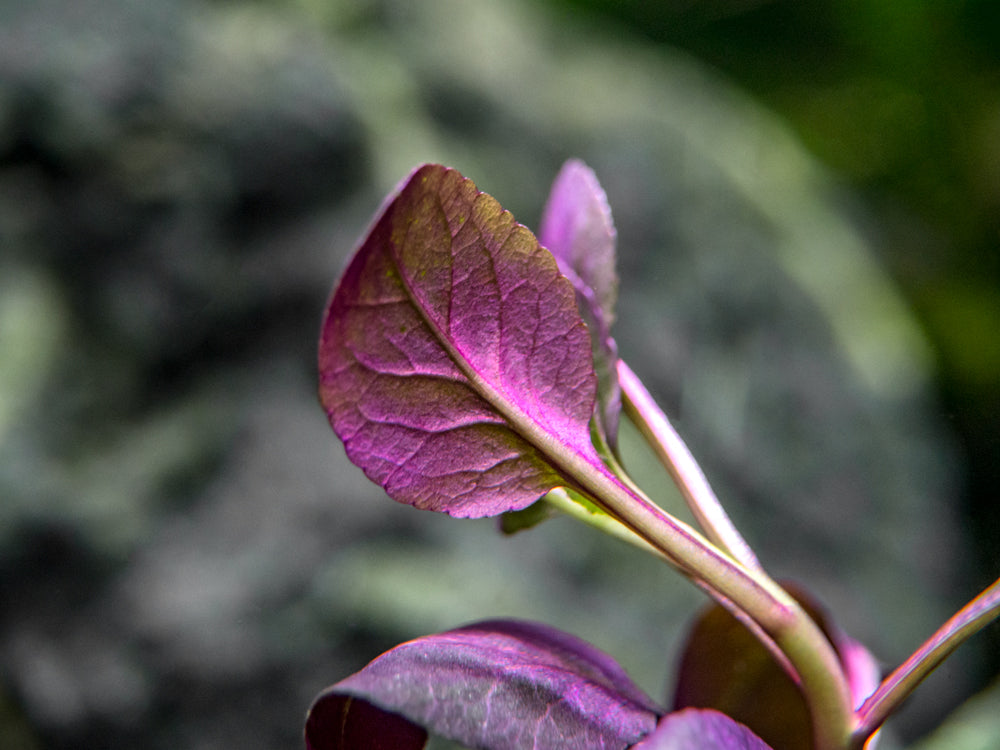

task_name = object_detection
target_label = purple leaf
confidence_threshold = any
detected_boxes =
[630,709,775,750]
[836,633,880,712]
[305,619,662,750]
[538,159,618,333]
[319,164,607,517]
[538,159,621,446]
[672,600,812,750]
[672,584,880,750]
[305,694,427,750]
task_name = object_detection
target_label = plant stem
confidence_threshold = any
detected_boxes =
[850,576,1000,747]
[558,448,853,750]
[543,487,672,562]
[617,360,762,571]
[547,486,811,687]
[453,327,853,748]
[608,360,860,749]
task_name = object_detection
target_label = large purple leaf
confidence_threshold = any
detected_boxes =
[319,164,604,517]
[538,159,621,446]
[305,619,662,750]
[630,709,774,750]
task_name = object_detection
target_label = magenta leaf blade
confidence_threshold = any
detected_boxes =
[539,159,618,333]
[305,619,662,750]
[319,164,602,517]
[630,709,774,750]
[538,159,621,445]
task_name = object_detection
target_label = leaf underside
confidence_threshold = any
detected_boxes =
[305,694,428,750]
[305,619,661,750]
[672,600,813,750]
[319,164,601,517]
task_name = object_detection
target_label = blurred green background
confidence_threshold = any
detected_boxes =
[0,1,997,748]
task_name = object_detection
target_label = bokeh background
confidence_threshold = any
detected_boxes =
[1,1,998,748]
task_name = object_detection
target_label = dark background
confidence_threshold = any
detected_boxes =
[1,1,998,748]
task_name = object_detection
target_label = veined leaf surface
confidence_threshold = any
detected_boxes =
[305,619,660,750]
[319,164,603,517]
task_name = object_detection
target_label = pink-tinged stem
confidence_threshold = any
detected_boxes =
[851,576,1000,747]
[617,360,762,571]
[614,359,853,750]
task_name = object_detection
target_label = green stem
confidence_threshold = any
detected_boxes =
[618,359,761,570]
[544,487,804,683]
[560,451,853,750]
[436,292,853,747]
[850,576,1000,747]
[607,360,855,749]
[542,487,672,562]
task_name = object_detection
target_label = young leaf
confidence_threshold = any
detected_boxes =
[319,164,603,517]
[538,159,618,338]
[671,599,813,750]
[305,619,662,750]
[630,708,774,750]
[498,494,560,534]
[538,159,621,446]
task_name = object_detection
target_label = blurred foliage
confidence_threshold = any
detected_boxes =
[553,1,1000,255]
[910,677,1000,750]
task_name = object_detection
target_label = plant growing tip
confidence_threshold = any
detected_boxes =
[312,161,999,750]
[538,158,621,450]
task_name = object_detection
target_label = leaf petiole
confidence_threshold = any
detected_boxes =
[542,487,673,563]
[611,359,855,750]
[851,576,1000,747]
[618,359,761,571]
[554,445,855,750]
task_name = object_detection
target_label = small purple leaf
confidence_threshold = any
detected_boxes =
[538,159,621,446]
[306,619,662,750]
[630,709,774,750]
[841,636,880,710]
[319,164,607,517]
[539,159,618,333]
